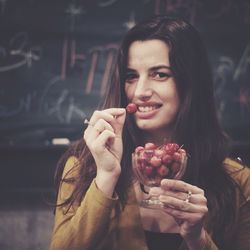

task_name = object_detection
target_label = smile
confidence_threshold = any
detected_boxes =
[137,105,161,112]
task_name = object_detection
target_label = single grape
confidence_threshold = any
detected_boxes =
[126,103,137,113]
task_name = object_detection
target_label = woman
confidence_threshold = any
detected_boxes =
[50,15,250,250]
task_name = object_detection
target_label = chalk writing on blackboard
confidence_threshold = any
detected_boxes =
[0,0,7,15]
[235,87,250,117]
[214,43,250,121]
[65,3,84,32]
[61,38,118,96]
[124,11,136,30]
[37,74,88,124]
[0,91,38,118]
[0,32,42,72]
[153,0,200,24]
[60,39,86,80]
[45,89,87,124]
[153,0,250,24]
[233,43,250,81]
[97,0,117,7]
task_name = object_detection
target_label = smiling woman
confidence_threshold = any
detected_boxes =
[50,15,250,250]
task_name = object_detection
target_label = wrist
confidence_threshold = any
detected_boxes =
[185,228,206,250]
[95,169,120,198]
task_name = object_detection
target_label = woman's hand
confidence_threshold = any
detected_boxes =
[150,179,208,249]
[83,108,126,197]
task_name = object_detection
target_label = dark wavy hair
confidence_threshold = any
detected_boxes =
[54,15,240,249]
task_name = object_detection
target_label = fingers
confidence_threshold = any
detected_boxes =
[159,194,208,214]
[149,180,208,216]
[163,206,207,225]
[84,108,126,139]
[150,188,207,206]
[89,118,114,136]
[83,108,126,159]
[88,108,126,135]
[84,119,114,148]
[160,179,204,195]
[91,130,116,154]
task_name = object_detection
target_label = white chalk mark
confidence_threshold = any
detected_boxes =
[0,0,7,15]
[65,3,84,31]
[233,43,250,81]
[124,11,136,30]
[97,0,117,7]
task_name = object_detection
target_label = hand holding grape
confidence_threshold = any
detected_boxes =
[83,108,126,197]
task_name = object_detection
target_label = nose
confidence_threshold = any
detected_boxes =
[134,76,153,100]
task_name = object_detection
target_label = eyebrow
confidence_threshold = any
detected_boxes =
[126,65,171,72]
[150,65,171,71]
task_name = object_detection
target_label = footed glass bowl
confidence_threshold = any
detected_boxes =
[132,143,188,209]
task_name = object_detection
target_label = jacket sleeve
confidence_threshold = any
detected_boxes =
[236,200,250,250]
[50,156,118,250]
[225,159,250,250]
[234,166,250,250]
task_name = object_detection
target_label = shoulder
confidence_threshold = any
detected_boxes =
[62,156,80,179]
[224,158,250,205]
[56,156,81,206]
[224,158,250,185]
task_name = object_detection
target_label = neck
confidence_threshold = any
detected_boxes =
[142,128,173,146]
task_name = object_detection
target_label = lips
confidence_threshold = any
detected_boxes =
[135,103,162,119]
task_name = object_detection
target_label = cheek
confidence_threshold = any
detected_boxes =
[161,84,180,109]
[125,84,134,100]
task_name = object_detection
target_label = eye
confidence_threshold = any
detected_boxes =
[125,72,138,83]
[151,71,172,81]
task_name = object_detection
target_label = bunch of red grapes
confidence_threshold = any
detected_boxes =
[133,142,187,185]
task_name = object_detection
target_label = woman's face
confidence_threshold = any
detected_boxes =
[125,39,180,137]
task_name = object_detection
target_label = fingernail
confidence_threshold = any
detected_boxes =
[161,179,168,185]
[116,108,126,114]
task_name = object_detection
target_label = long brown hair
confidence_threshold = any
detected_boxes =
[55,15,240,249]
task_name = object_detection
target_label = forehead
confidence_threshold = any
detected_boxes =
[127,39,170,68]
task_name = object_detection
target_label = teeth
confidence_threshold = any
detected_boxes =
[138,106,157,112]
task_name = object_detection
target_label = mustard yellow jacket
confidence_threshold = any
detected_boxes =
[50,158,250,250]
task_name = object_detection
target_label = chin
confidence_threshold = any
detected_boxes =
[136,119,173,132]
[137,121,161,131]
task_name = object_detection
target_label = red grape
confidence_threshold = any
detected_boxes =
[162,154,173,164]
[135,146,144,153]
[144,142,157,150]
[150,156,162,167]
[154,149,165,158]
[126,103,137,113]
[144,166,153,177]
[157,165,169,177]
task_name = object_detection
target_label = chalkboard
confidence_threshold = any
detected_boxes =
[0,0,250,146]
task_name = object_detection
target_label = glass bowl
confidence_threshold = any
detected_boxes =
[132,143,188,209]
